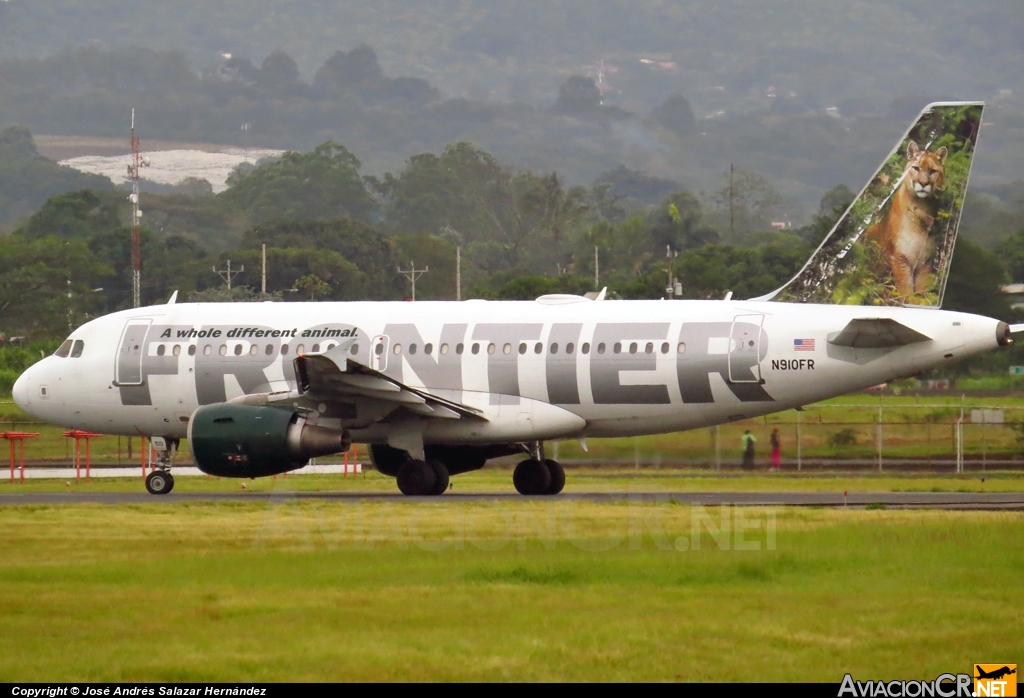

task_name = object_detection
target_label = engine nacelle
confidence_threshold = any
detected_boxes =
[188,404,350,478]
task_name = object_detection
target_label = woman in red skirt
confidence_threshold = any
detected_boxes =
[770,428,781,470]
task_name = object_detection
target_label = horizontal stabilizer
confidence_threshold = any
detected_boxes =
[829,318,931,349]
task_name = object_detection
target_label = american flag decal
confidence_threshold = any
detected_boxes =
[794,339,815,351]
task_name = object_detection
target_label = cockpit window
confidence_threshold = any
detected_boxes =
[54,340,73,357]
[70,340,84,358]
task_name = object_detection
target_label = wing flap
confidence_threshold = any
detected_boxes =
[829,318,932,349]
[295,351,485,421]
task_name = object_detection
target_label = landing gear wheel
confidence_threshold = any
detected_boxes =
[542,459,564,495]
[146,470,174,495]
[513,459,552,496]
[397,459,437,496]
[427,460,450,496]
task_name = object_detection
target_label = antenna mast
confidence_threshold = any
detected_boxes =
[129,109,142,308]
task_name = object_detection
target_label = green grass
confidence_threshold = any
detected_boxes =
[0,496,1021,681]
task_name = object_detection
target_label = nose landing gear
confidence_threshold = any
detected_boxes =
[145,436,178,495]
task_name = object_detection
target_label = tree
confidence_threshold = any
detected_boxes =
[20,190,121,240]
[382,143,586,273]
[646,192,719,252]
[241,219,403,299]
[222,142,377,223]
[313,45,384,91]
[294,274,331,300]
[943,238,1013,319]
[555,76,601,115]
[650,94,696,136]
[0,234,111,337]
[259,51,300,88]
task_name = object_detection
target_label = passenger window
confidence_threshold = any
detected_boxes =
[350,343,359,355]
[188,345,196,356]
[281,344,290,356]
[582,343,590,354]
[597,343,606,354]
[519,343,527,355]
[440,344,449,355]
[566,343,574,354]
[456,343,465,355]
[471,343,480,355]
[71,340,85,358]
[312,344,321,353]
[614,343,622,354]
[393,344,402,355]
[173,345,181,357]
[677,342,686,354]
[550,343,559,354]
[54,340,73,357]
[629,342,637,354]
[156,344,166,357]
[645,342,653,354]
[409,343,417,355]
[233,344,243,356]
[487,343,496,355]
[265,344,273,356]
[297,344,305,355]
[425,343,433,355]
[250,345,258,356]
[503,343,511,355]
[219,345,228,356]
[534,342,542,354]
[204,345,212,356]
[661,342,669,354]
[375,343,384,355]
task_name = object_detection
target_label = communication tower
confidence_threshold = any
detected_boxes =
[128,110,149,308]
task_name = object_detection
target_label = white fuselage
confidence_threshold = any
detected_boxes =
[12,298,1002,445]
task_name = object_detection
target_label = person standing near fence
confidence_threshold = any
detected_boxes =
[770,428,781,470]
[741,430,756,470]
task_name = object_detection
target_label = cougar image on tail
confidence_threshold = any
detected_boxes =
[867,141,947,297]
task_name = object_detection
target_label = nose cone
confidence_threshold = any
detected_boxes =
[12,367,32,410]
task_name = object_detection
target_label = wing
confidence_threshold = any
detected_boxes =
[293,350,485,421]
[829,318,931,349]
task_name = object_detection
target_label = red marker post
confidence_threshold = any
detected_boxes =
[63,431,104,482]
[2,432,40,484]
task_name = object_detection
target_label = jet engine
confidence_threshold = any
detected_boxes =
[188,404,350,478]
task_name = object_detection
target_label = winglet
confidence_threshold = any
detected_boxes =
[167,290,178,305]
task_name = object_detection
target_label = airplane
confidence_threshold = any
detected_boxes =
[975,667,1016,681]
[12,102,1023,496]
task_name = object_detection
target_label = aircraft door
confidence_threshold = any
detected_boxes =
[728,314,765,384]
[371,335,389,372]
[116,319,152,386]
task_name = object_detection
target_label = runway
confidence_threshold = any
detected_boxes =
[2,490,1023,509]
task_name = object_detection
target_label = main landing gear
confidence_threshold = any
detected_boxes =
[513,441,565,496]
[144,437,178,496]
[396,458,450,497]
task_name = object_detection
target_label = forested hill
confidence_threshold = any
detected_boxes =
[2,1,1024,216]
[1,0,1023,115]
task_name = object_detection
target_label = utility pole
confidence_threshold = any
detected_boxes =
[213,260,244,291]
[456,246,462,301]
[261,244,267,295]
[594,246,599,289]
[397,261,428,301]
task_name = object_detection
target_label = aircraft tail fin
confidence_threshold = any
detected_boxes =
[762,102,984,307]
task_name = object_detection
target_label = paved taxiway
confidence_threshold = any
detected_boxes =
[1,491,1022,509]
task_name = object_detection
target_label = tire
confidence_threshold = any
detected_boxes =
[427,459,450,496]
[542,459,564,495]
[513,459,551,496]
[146,470,173,495]
[396,459,436,496]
